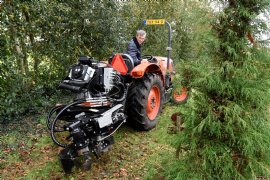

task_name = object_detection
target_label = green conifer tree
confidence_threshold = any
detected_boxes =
[166,1,270,179]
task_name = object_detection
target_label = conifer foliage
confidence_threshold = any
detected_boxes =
[167,1,270,179]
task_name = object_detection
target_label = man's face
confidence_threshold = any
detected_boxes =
[136,35,146,45]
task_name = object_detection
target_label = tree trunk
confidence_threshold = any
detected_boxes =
[13,32,25,75]
[22,6,39,75]
[8,9,26,75]
[20,37,29,75]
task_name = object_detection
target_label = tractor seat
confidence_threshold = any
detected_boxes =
[109,54,134,73]
[121,54,134,73]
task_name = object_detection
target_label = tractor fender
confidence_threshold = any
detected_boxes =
[130,63,164,84]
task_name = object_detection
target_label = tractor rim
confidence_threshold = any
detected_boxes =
[173,87,188,102]
[147,85,161,120]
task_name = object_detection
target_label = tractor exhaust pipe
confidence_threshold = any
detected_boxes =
[165,21,172,89]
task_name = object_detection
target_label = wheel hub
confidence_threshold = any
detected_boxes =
[150,97,156,109]
[147,85,161,121]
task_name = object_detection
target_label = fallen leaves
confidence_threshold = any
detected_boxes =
[3,148,11,153]
[120,168,127,177]
[0,105,178,179]
[18,149,31,156]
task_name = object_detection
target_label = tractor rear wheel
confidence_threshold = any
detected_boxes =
[126,73,163,130]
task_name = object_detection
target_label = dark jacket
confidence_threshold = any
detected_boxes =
[126,37,142,66]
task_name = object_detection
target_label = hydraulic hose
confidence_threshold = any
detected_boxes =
[97,120,125,142]
[47,104,65,131]
[50,99,85,148]
[109,82,128,102]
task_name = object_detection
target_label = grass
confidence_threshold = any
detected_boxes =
[0,103,180,179]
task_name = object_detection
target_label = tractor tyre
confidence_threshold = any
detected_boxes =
[172,87,189,104]
[126,73,163,130]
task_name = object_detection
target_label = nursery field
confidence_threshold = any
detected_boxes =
[0,104,179,179]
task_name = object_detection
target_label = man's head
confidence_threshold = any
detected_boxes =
[136,30,146,45]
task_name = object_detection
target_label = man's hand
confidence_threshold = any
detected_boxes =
[141,59,148,63]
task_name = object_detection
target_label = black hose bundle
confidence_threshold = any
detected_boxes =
[50,99,85,147]
[108,82,128,102]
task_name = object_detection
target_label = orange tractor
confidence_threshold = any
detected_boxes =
[47,19,188,173]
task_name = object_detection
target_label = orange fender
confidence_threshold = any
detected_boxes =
[130,62,164,82]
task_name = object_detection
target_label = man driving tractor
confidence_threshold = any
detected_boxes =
[126,30,147,65]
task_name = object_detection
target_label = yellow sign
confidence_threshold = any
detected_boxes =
[144,19,165,25]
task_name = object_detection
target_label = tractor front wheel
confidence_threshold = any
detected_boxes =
[172,87,189,104]
[127,73,163,130]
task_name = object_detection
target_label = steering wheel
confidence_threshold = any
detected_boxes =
[142,55,153,61]
[142,55,157,63]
